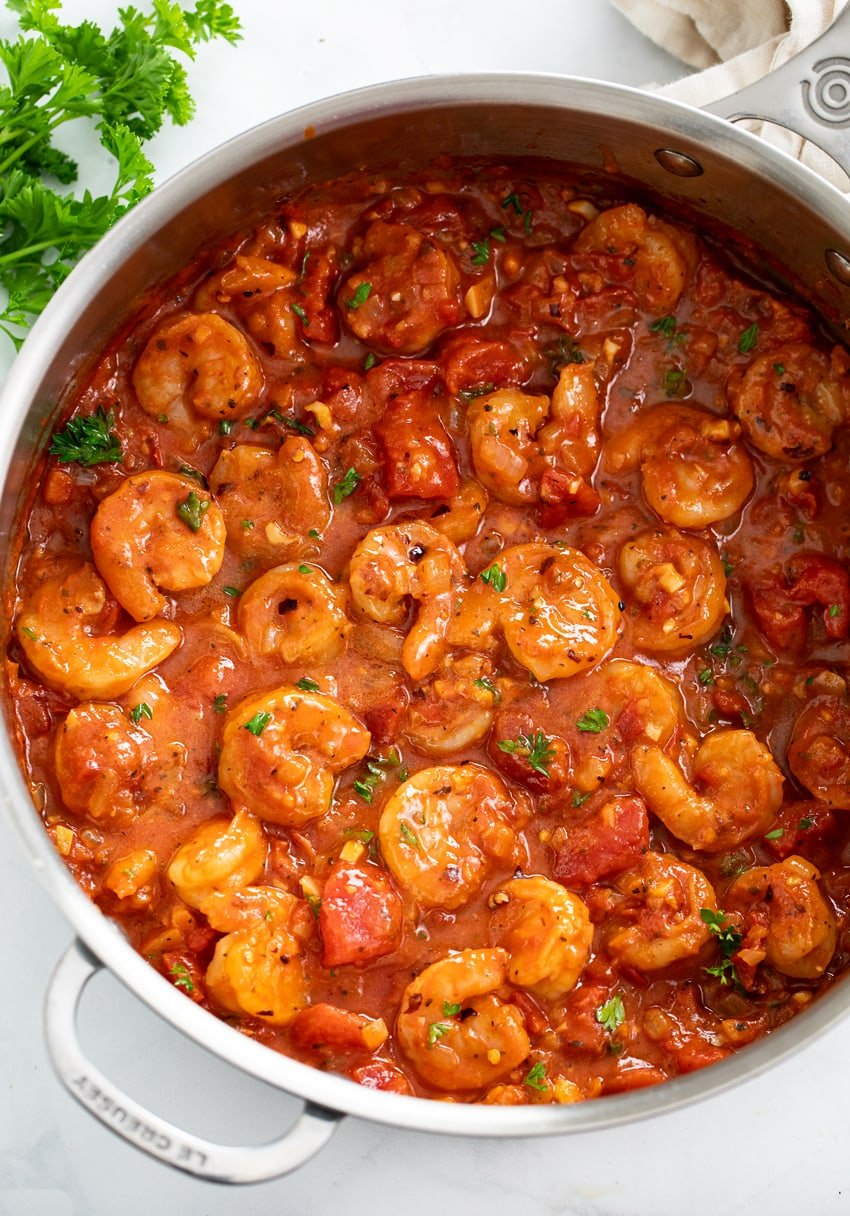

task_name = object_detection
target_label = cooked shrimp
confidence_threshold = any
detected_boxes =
[208,438,330,566]
[727,342,850,462]
[573,203,698,312]
[606,405,753,528]
[205,886,308,1025]
[132,312,263,425]
[498,543,622,681]
[379,764,528,908]
[468,388,549,504]
[396,948,530,1090]
[348,522,465,681]
[631,729,784,852]
[402,653,503,756]
[491,876,593,1000]
[16,562,181,700]
[54,702,155,824]
[537,362,602,479]
[238,563,351,664]
[194,254,297,311]
[90,471,226,622]
[788,696,850,810]
[218,686,370,826]
[483,1077,585,1106]
[728,856,837,979]
[607,852,716,971]
[425,479,489,544]
[167,808,267,913]
[618,526,727,653]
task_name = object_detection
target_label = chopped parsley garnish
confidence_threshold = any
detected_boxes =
[576,707,609,733]
[662,366,687,398]
[345,281,372,310]
[571,790,590,807]
[773,362,786,376]
[178,464,206,487]
[470,238,490,265]
[523,1062,548,1092]
[473,676,501,702]
[798,817,814,831]
[363,352,377,371]
[304,892,321,919]
[490,226,507,243]
[701,907,743,987]
[428,1021,451,1046]
[480,563,507,592]
[399,821,420,849]
[738,323,759,354]
[501,191,533,233]
[459,382,496,401]
[343,827,376,844]
[697,668,714,686]
[223,585,241,598]
[219,420,233,435]
[243,711,272,736]
[649,315,677,338]
[20,625,37,642]
[829,604,842,618]
[443,1001,461,1017]
[213,694,228,714]
[543,335,585,370]
[176,489,210,533]
[764,828,784,840]
[497,731,556,777]
[49,406,123,467]
[596,993,625,1033]
[296,677,320,692]
[169,963,194,993]
[129,702,152,724]
[281,416,315,437]
[333,467,361,503]
[298,564,312,575]
[353,748,405,803]
[308,528,322,540]
[291,302,309,325]
[721,556,734,577]
[241,519,255,530]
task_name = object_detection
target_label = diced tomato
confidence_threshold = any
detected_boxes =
[553,795,649,887]
[751,553,850,652]
[764,801,837,860]
[507,989,550,1037]
[296,245,339,344]
[440,332,532,395]
[161,950,206,1004]
[489,706,571,793]
[558,984,609,1056]
[538,469,600,524]
[319,860,403,967]
[350,1060,413,1094]
[674,1041,730,1073]
[602,1064,667,1093]
[291,1003,383,1053]
[375,392,460,499]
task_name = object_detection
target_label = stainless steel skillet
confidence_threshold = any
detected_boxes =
[3,10,850,1185]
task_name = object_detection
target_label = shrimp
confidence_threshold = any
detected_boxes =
[378,764,528,908]
[348,522,465,681]
[132,313,263,426]
[205,886,308,1025]
[631,729,784,853]
[573,203,698,312]
[491,876,593,1000]
[194,254,297,312]
[606,405,753,528]
[618,526,727,653]
[788,696,850,809]
[498,543,622,681]
[483,1077,586,1106]
[607,852,716,971]
[208,438,331,566]
[727,856,837,979]
[424,479,489,545]
[167,808,267,913]
[218,686,370,826]
[16,562,181,700]
[396,948,530,1090]
[402,653,503,756]
[54,702,155,824]
[90,471,226,622]
[238,563,351,665]
[727,342,850,462]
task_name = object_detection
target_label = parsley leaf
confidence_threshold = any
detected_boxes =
[176,488,210,532]
[49,406,122,466]
[353,749,404,803]
[243,710,272,736]
[428,1021,451,1046]
[523,1061,548,1092]
[333,467,361,503]
[576,707,609,733]
[345,281,372,310]
[480,563,507,592]
[596,994,625,1033]
[295,677,320,692]
[738,323,759,354]
[473,676,501,703]
[497,731,556,777]
[129,702,152,724]
[169,962,194,993]
[470,237,490,265]
[701,907,743,987]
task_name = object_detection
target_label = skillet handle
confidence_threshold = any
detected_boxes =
[44,938,343,1184]
[704,6,850,176]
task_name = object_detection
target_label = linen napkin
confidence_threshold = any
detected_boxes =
[611,0,850,187]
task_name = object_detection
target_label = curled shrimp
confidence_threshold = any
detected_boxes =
[606,405,753,528]
[218,686,370,826]
[238,563,351,664]
[208,438,331,566]
[573,203,698,312]
[491,876,593,1000]
[16,562,181,700]
[194,254,297,312]
[90,471,226,622]
[728,856,837,979]
[424,479,489,544]
[607,851,717,971]
[132,312,263,426]
[402,653,503,756]
[54,702,155,824]
[618,526,727,653]
[788,696,850,809]
[205,886,308,1025]
[379,764,529,908]
[348,522,465,681]
[396,948,530,1090]
[167,809,267,913]
[631,729,784,853]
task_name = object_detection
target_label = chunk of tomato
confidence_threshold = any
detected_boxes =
[375,392,460,499]
[553,795,649,887]
[319,860,403,967]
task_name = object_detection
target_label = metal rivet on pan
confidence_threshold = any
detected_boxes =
[825,248,850,285]
[654,149,704,177]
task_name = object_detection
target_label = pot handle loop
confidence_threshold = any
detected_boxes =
[704,6,850,177]
[44,938,343,1183]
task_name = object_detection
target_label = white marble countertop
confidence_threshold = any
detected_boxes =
[3,3,850,1213]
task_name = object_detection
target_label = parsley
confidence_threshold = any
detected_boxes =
[497,731,556,777]
[49,406,122,467]
[281,416,315,437]
[399,821,420,849]
[129,702,152,724]
[308,528,321,540]
[428,1021,451,1046]
[490,226,506,243]
[169,962,194,993]
[719,853,748,879]
[343,827,375,844]
[363,351,377,371]
[176,488,210,532]
[798,817,814,831]
[571,790,590,807]
[213,693,227,714]
[470,238,490,265]
[698,668,714,686]
[721,556,734,577]
[576,707,609,733]
[773,362,785,376]
[480,563,507,592]
[219,419,233,435]
[222,585,240,598]
[473,676,501,703]
[345,281,372,310]
[354,749,404,803]
[178,463,206,487]
[241,519,254,530]
[543,335,585,370]
[459,382,496,401]
[20,625,37,641]
[738,323,759,354]
[243,711,272,736]
[291,302,309,324]
[764,828,784,840]
[662,367,687,398]
[304,892,321,919]
[333,467,361,503]
[296,677,320,692]
[298,564,312,575]
[649,315,677,338]
[0,0,241,344]
[701,907,743,987]
[501,191,533,233]
[523,1061,548,1092]
[443,1001,461,1017]
[596,994,625,1033]
[829,604,841,618]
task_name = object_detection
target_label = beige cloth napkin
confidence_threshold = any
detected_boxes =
[611,0,850,186]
